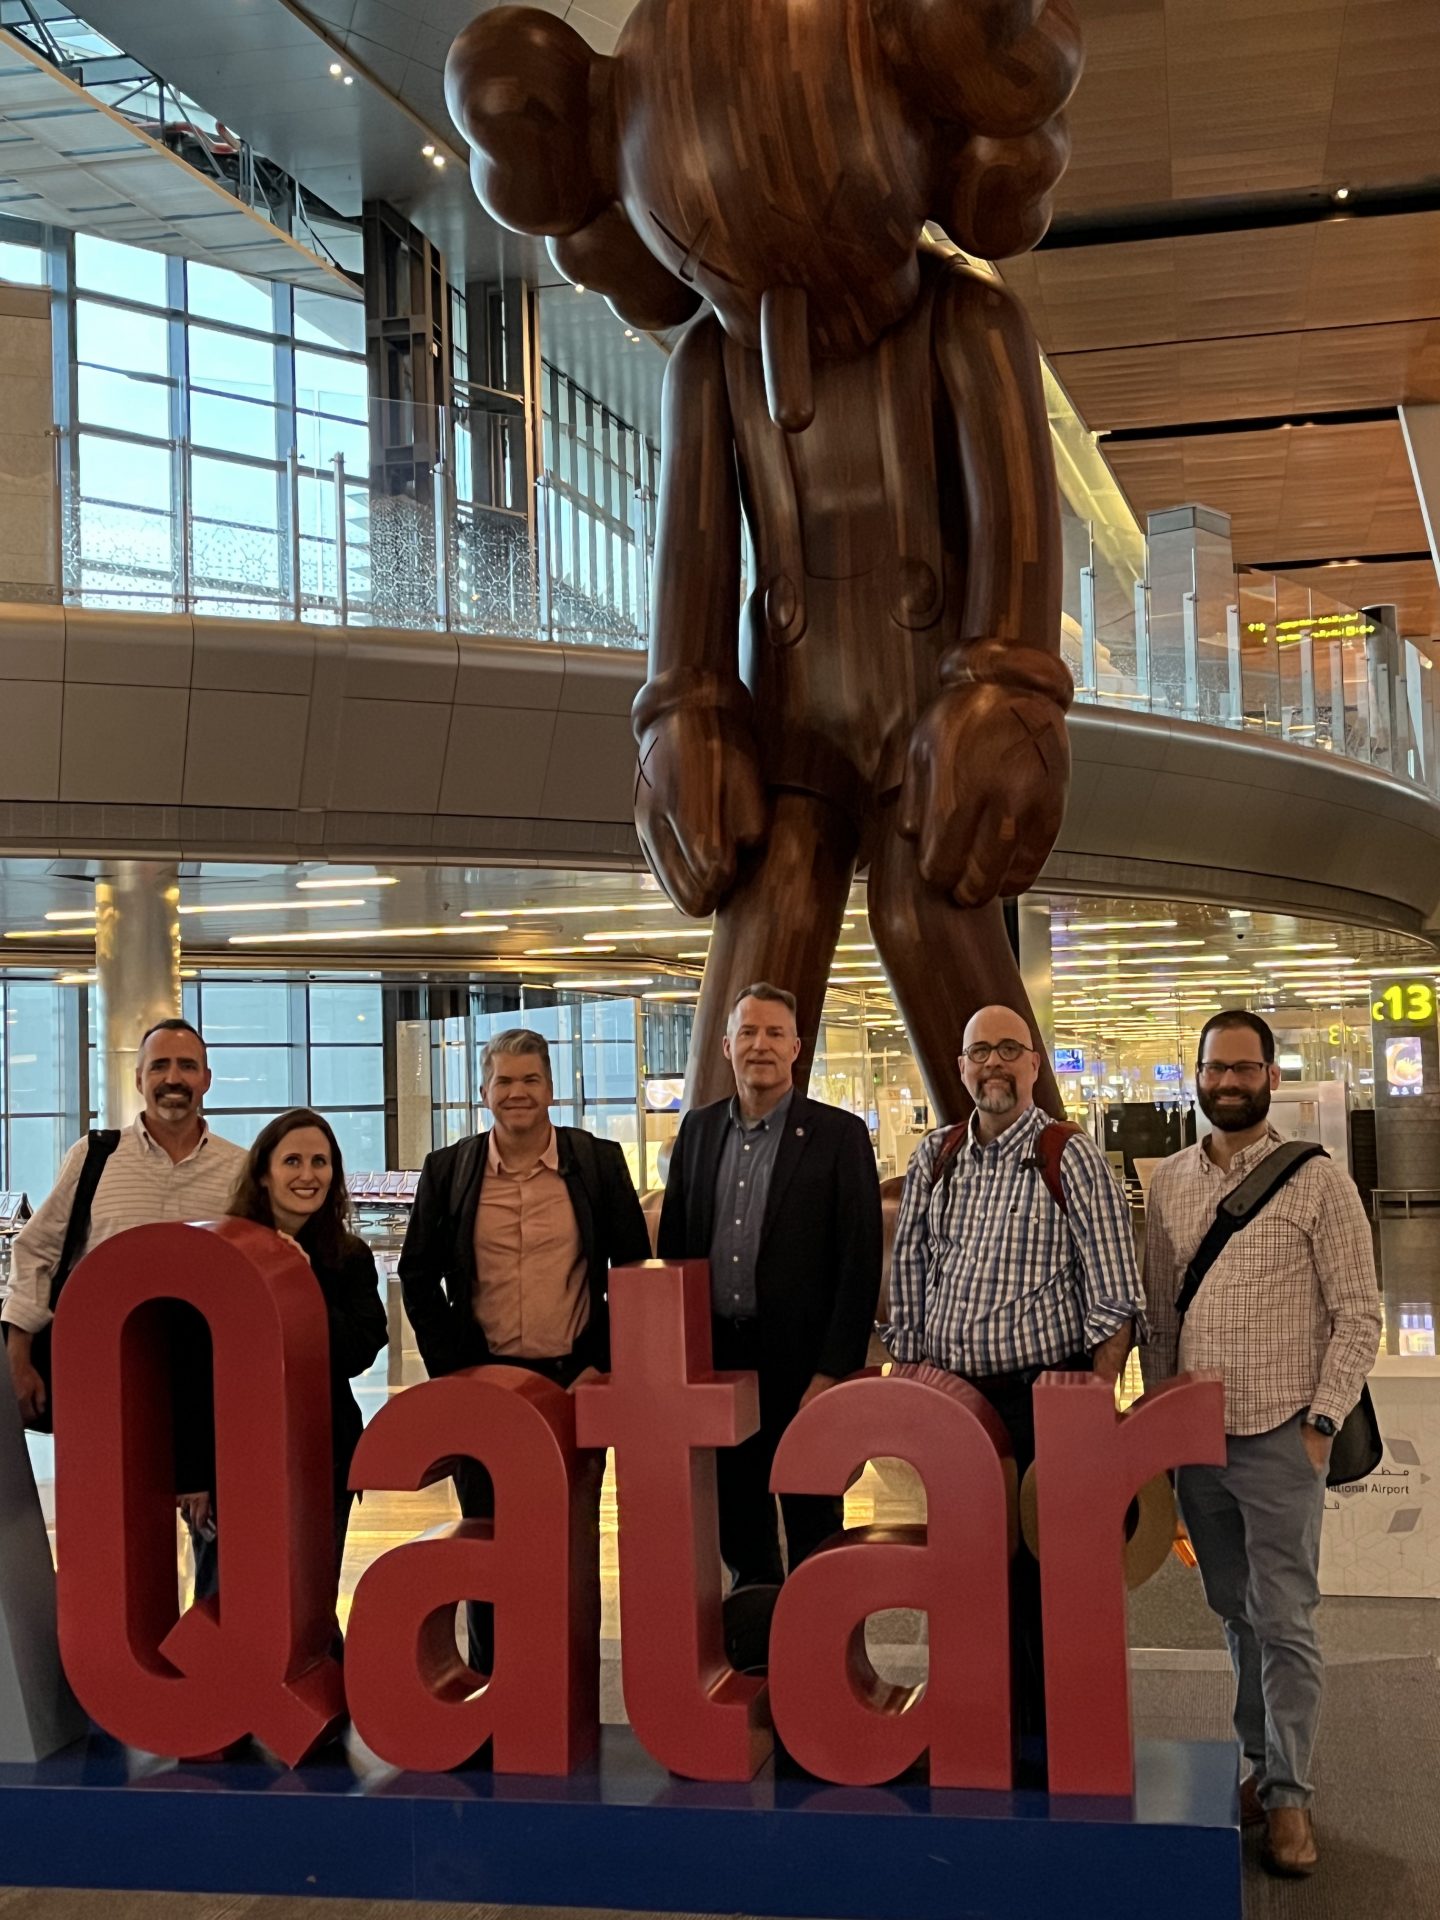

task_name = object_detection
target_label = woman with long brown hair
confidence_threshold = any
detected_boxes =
[181,1108,387,1623]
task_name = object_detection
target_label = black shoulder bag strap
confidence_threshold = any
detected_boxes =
[51,1129,123,1311]
[1174,1140,1327,1322]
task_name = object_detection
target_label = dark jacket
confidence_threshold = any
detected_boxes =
[176,1227,386,1494]
[657,1092,882,1408]
[398,1125,651,1379]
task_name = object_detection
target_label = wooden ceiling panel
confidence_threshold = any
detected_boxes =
[1052,0,1173,213]
[1323,0,1440,188]
[1049,322,1440,431]
[1105,420,1427,564]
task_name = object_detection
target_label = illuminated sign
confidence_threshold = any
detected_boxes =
[1371,981,1436,1025]
[1244,614,1376,648]
[41,1223,1226,1799]
[1054,1047,1084,1073]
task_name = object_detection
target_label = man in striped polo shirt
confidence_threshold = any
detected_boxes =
[881,1003,1145,1759]
[3,1018,245,1426]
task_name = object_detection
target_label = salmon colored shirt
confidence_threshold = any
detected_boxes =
[472,1127,588,1358]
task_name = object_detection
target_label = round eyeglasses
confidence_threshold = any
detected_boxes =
[962,1040,1034,1066]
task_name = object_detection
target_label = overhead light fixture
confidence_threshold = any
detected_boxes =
[487,902,676,917]
[1061,918,1178,934]
[228,924,506,945]
[1333,185,1350,201]
[432,153,445,168]
[55,971,97,985]
[525,944,618,956]
[178,898,366,915]
[296,875,397,889]
[3,926,97,939]
[44,909,101,921]
[422,144,435,157]
[328,61,342,75]
[569,977,654,989]
[343,73,354,85]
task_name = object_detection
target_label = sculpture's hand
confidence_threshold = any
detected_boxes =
[899,659,1070,906]
[633,673,767,916]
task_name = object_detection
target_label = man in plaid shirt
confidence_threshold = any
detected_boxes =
[1143,1009,1380,1879]
[882,1003,1145,1760]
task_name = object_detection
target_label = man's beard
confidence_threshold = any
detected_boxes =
[975,1073,1019,1116]
[1198,1080,1271,1133]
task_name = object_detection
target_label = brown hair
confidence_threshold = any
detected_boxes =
[227,1107,354,1270]
[729,981,798,1018]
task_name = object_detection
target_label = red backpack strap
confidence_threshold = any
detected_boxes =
[1034,1121,1083,1214]
[933,1122,968,1183]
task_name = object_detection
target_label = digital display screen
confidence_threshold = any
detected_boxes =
[1154,1063,1182,1083]
[1385,1037,1424,1098]
[1054,1047,1085,1073]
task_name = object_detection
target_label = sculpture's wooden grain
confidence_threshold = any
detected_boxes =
[450,0,1079,1122]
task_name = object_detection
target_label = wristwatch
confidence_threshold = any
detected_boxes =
[1306,1413,1339,1438]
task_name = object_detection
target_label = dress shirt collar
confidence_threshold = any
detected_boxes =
[727,1085,794,1134]
[966,1101,1045,1161]
[134,1112,214,1166]
[487,1122,559,1177]
[1199,1121,1285,1179]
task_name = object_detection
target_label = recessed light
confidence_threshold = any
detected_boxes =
[574,283,586,294]
[422,144,435,156]
[329,61,342,75]
[432,153,445,168]
[343,73,354,85]
[1333,185,1350,202]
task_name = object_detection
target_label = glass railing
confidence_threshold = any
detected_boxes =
[1,365,1436,800]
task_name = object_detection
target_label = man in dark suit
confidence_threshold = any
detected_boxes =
[399,1026,650,1669]
[659,982,882,1588]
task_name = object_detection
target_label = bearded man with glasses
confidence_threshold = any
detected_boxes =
[881,1003,1145,1771]
[1142,1009,1379,1879]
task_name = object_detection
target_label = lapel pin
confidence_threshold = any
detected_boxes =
[796,1126,805,1136]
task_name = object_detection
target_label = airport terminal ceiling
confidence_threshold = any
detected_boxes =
[0,859,1433,1039]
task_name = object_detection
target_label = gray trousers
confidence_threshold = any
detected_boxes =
[1176,1411,1328,1810]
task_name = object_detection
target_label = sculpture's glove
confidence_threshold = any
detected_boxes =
[898,643,1072,906]
[632,670,767,916]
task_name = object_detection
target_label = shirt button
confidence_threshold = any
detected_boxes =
[733,1256,739,1263]
[738,1180,745,1188]
[735,1218,742,1225]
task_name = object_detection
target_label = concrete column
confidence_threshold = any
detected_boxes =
[1017,896,1055,1056]
[94,862,181,1129]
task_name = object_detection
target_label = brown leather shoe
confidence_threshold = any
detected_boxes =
[1263,1807,1318,1876]
[1238,1775,1265,1827]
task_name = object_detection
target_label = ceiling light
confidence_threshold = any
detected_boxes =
[4,927,97,939]
[179,898,366,914]
[342,73,354,84]
[228,925,506,945]
[421,144,435,157]
[1061,918,1178,934]
[1333,185,1350,201]
[329,61,342,75]
[1255,957,1355,970]
[574,283,586,293]
[525,944,617,956]
[1066,939,1206,953]
[495,903,677,918]
[644,989,700,1001]
[569,977,654,988]
[44,909,101,921]
[296,875,397,889]
[581,928,701,942]
[55,972,97,985]
[432,153,445,168]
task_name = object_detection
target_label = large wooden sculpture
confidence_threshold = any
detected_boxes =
[448,0,1079,1119]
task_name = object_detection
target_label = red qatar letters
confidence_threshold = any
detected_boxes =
[50,1223,1225,1790]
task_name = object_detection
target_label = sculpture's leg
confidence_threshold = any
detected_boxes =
[867,801,1063,1126]
[685,789,859,1109]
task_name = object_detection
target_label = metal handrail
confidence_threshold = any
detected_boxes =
[1370,1188,1440,1219]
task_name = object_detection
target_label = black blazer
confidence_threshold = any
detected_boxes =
[398,1126,651,1379]
[657,1092,882,1406]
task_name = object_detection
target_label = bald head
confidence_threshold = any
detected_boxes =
[960,1004,1040,1130]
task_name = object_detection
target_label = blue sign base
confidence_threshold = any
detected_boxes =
[0,1727,1241,1918]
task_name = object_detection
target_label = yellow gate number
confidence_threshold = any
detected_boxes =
[1372,981,1436,1024]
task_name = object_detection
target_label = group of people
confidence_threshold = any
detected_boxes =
[1,987,1380,1878]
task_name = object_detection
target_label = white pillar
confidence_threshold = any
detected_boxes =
[94,862,181,1129]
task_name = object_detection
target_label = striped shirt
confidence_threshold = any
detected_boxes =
[1140,1125,1380,1435]
[882,1104,1146,1377]
[0,1116,246,1333]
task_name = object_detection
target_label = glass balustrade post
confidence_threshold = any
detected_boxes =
[1181,575,1199,718]
[287,446,302,619]
[1133,577,1151,708]
[1079,543,1098,699]
[171,435,189,614]
[535,472,555,643]
[333,452,348,625]
[433,456,450,630]
[1224,604,1241,726]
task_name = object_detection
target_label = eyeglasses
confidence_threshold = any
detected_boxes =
[1196,1061,1269,1083]
[963,1040,1035,1066]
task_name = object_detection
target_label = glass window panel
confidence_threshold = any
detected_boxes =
[6,984,66,1113]
[189,324,276,402]
[76,363,170,439]
[192,517,281,594]
[327,1108,384,1170]
[77,300,169,376]
[308,985,382,1044]
[207,1048,296,1106]
[0,239,46,286]
[78,498,173,579]
[187,262,275,334]
[293,291,365,354]
[295,349,367,421]
[296,410,368,470]
[7,1115,70,1203]
[190,389,281,461]
[190,455,281,530]
[310,1045,382,1107]
[75,234,168,306]
[197,982,293,1045]
[78,433,172,510]
[207,1112,277,1151]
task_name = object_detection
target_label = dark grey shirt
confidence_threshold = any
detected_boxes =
[709,1087,794,1318]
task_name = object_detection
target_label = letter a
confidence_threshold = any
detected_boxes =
[345,1367,599,1774]
[767,1364,1016,1789]
[53,1219,345,1763]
